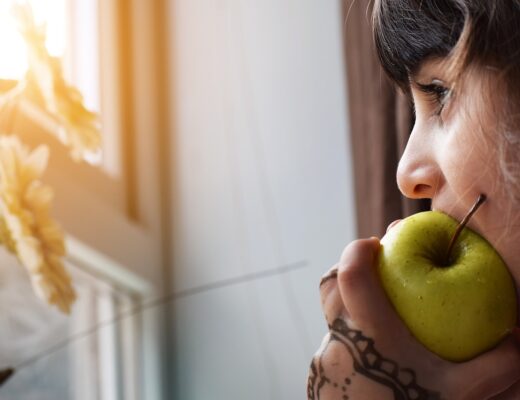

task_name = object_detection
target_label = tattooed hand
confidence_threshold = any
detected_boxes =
[308,237,520,400]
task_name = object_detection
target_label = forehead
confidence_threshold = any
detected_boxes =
[410,57,452,83]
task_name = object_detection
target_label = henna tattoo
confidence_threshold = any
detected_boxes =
[307,358,319,400]
[307,318,442,400]
[319,268,338,288]
[308,355,331,400]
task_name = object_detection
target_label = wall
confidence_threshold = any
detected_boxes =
[167,1,357,398]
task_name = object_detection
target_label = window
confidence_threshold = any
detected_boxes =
[0,0,167,398]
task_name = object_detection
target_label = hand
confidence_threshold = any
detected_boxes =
[307,237,520,400]
[489,380,520,399]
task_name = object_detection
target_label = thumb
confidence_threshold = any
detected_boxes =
[448,332,520,399]
[336,238,408,338]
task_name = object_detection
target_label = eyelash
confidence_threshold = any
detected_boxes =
[417,83,451,117]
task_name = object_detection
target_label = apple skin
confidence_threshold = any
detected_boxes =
[378,211,518,362]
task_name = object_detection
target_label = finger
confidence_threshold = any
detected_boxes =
[488,379,520,399]
[336,238,398,330]
[319,264,347,326]
[335,237,431,361]
[319,265,338,289]
[448,334,520,399]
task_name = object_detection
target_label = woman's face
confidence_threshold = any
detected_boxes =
[398,58,520,300]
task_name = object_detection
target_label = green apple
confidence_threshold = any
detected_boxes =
[378,211,518,362]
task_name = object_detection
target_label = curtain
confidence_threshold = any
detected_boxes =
[342,0,429,238]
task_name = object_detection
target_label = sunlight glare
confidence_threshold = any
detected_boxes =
[0,0,66,79]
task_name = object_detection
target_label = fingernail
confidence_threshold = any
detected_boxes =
[319,267,338,288]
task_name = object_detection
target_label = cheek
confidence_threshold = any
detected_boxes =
[441,117,498,195]
[440,120,520,243]
[434,118,504,232]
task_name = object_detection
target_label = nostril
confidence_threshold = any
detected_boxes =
[414,184,432,196]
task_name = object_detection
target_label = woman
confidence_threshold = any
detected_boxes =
[308,1,520,399]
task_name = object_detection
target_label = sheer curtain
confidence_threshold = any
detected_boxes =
[341,0,429,238]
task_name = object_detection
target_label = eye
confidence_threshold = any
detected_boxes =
[415,80,451,117]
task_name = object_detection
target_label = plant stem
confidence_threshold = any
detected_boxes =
[444,194,487,265]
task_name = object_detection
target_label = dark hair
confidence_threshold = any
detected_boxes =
[372,1,520,90]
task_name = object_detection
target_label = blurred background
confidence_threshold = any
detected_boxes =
[0,0,426,399]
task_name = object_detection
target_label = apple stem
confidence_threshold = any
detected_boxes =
[444,194,487,265]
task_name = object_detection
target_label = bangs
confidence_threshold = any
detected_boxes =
[373,0,465,89]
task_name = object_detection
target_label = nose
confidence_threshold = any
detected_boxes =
[396,128,443,200]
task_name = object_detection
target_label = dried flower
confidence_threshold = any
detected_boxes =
[0,136,75,313]
[11,3,101,161]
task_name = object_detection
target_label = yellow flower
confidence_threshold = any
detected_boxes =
[0,136,75,313]
[11,3,101,161]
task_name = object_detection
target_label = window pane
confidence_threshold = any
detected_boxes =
[67,0,100,113]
